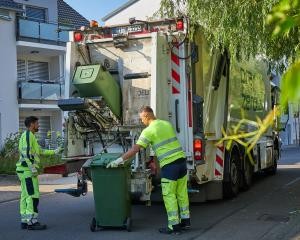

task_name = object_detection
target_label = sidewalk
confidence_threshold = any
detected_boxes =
[0,174,77,203]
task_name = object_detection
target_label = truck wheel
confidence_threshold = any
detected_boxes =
[125,217,132,232]
[223,153,240,198]
[241,156,253,191]
[90,217,97,232]
[268,149,278,175]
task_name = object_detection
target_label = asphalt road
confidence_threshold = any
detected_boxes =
[1,145,300,240]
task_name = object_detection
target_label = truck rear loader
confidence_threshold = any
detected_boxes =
[48,17,280,202]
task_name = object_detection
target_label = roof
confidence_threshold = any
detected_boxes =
[102,0,139,21]
[0,0,23,11]
[57,0,89,27]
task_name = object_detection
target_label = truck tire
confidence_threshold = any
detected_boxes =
[241,156,253,191]
[268,148,278,175]
[223,152,240,198]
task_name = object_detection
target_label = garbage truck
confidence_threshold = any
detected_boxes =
[47,17,281,202]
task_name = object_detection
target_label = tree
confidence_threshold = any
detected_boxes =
[159,0,299,71]
[160,0,300,155]
[267,0,300,107]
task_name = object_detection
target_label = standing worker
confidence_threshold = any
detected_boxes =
[107,106,190,234]
[16,116,63,230]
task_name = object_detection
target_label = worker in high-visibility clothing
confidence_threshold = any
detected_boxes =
[16,116,63,230]
[107,106,190,234]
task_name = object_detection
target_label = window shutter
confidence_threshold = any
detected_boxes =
[17,60,26,81]
[26,6,46,21]
[28,61,49,81]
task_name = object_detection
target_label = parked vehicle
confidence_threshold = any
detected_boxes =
[48,17,280,202]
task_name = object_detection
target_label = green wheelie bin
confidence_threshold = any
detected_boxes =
[89,153,132,232]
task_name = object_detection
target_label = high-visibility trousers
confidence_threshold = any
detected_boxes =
[17,170,40,224]
[161,158,190,229]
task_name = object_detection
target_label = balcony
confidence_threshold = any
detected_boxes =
[16,16,73,46]
[18,78,65,103]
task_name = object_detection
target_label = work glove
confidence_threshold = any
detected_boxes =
[106,157,124,168]
[54,147,64,154]
[29,164,38,177]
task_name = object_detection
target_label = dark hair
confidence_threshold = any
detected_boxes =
[139,106,154,114]
[24,116,38,128]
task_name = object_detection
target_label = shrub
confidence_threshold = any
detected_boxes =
[0,132,21,159]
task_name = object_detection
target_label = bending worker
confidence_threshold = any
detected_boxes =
[16,116,63,230]
[107,106,191,234]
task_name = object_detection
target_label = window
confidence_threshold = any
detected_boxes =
[28,61,49,81]
[0,9,11,20]
[17,60,26,81]
[25,6,46,22]
[17,60,49,82]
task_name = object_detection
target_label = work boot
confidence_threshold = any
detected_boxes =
[180,218,191,230]
[21,222,27,230]
[27,222,47,230]
[159,224,181,235]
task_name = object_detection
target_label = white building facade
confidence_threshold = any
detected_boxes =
[280,103,300,146]
[102,0,161,25]
[0,0,88,147]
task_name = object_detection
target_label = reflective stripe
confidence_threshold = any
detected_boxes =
[21,214,28,221]
[152,137,178,151]
[139,136,150,145]
[180,213,190,219]
[179,206,189,212]
[157,147,183,161]
[21,153,35,159]
[18,157,34,165]
[167,210,179,217]
[22,214,32,221]
[19,154,35,164]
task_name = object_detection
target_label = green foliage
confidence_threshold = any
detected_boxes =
[267,0,300,37]
[0,155,63,175]
[0,132,21,158]
[159,0,300,71]
[280,61,300,107]
[267,0,300,107]
[217,109,277,165]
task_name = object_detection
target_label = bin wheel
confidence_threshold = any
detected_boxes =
[125,217,132,232]
[90,217,97,232]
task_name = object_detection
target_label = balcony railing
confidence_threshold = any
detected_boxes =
[16,16,74,45]
[18,78,65,101]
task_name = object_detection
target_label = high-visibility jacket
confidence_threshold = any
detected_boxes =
[16,130,55,171]
[136,119,185,168]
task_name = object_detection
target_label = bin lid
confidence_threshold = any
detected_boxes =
[73,65,100,85]
[90,153,129,168]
